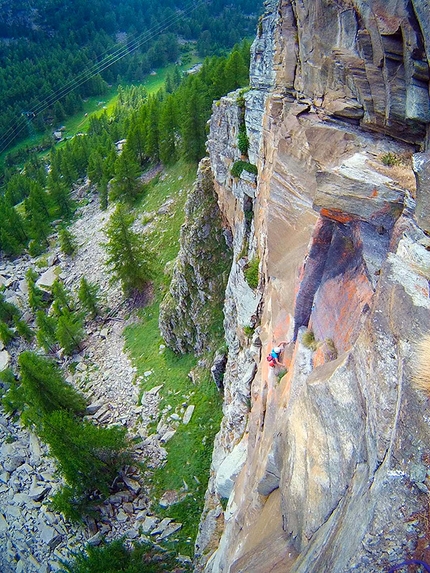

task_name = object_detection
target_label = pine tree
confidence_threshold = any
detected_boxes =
[144,97,160,162]
[180,80,206,163]
[127,118,146,166]
[13,316,34,342]
[78,277,100,320]
[53,101,66,123]
[48,174,74,218]
[111,147,141,203]
[41,410,129,498]
[165,71,174,94]
[87,152,104,187]
[173,65,182,89]
[0,321,14,346]
[26,269,48,312]
[0,198,28,254]
[159,95,178,165]
[26,211,51,256]
[98,177,109,211]
[51,280,74,316]
[103,206,151,295]
[0,292,20,323]
[59,226,77,256]
[56,310,84,355]
[35,310,57,352]
[224,49,249,91]
[18,351,86,427]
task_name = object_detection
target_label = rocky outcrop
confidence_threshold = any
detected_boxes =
[159,158,232,355]
[194,1,430,572]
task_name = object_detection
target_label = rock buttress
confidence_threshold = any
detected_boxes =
[159,158,232,355]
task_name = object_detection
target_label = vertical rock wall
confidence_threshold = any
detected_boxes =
[194,0,430,571]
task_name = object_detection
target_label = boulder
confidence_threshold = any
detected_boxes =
[182,405,195,425]
[0,350,11,372]
[36,267,58,289]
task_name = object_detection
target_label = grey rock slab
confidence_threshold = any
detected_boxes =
[36,267,58,289]
[151,517,172,535]
[13,492,31,505]
[160,429,176,443]
[85,400,104,415]
[6,505,21,519]
[156,522,182,540]
[29,433,42,462]
[182,405,195,425]
[140,515,159,533]
[147,384,163,395]
[123,476,141,494]
[48,534,63,550]
[215,439,248,499]
[29,485,50,501]
[40,523,57,544]
[87,531,103,546]
[0,350,11,372]
[314,153,405,226]
[413,152,430,232]
[125,528,139,539]
[116,509,128,522]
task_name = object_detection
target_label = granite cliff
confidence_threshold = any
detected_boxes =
[162,0,430,571]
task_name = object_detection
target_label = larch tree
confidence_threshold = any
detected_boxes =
[111,146,141,203]
[103,205,151,296]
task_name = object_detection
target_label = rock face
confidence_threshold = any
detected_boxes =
[193,1,430,572]
[159,157,232,354]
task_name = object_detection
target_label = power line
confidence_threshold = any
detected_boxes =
[0,0,208,155]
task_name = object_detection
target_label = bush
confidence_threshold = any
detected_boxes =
[243,325,254,338]
[231,160,257,178]
[244,258,259,289]
[237,127,249,155]
[302,329,318,351]
[381,152,400,166]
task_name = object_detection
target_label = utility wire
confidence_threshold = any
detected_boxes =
[0,0,208,155]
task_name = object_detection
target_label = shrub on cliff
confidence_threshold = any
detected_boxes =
[231,160,257,178]
[244,257,260,289]
[238,126,249,155]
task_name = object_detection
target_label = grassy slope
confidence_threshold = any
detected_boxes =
[124,161,223,556]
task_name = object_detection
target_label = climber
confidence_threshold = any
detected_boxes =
[267,341,287,367]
